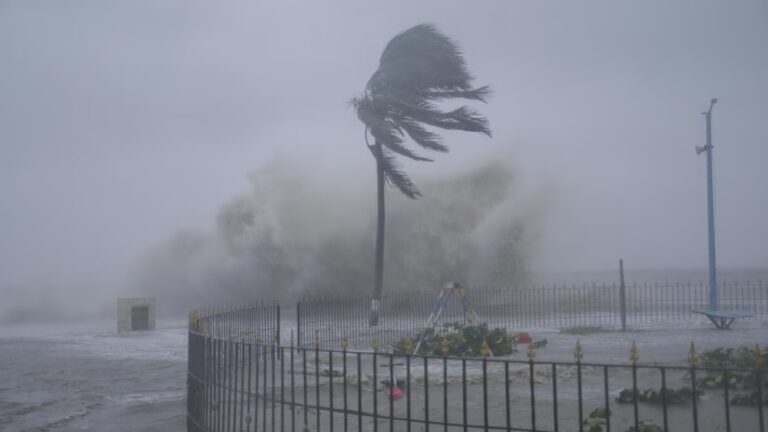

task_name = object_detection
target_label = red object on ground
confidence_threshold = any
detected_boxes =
[517,332,532,344]
[389,385,403,400]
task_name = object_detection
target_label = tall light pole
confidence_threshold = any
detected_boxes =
[696,98,718,311]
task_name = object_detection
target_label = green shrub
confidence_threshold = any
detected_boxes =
[582,407,664,432]
[699,346,766,369]
[616,387,700,404]
[395,322,519,356]
[695,345,768,406]
[626,421,664,432]
[582,407,609,432]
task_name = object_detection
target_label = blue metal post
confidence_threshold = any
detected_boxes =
[700,99,718,311]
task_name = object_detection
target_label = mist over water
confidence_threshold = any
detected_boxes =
[135,160,546,315]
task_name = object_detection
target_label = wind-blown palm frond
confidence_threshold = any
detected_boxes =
[354,23,492,200]
[395,117,448,153]
[370,23,476,95]
[419,85,492,103]
[357,98,432,163]
[385,98,491,135]
[367,144,421,199]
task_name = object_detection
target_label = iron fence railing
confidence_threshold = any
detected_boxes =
[187,303,768,432]
[297,281,768,349]
[188,303,281,432]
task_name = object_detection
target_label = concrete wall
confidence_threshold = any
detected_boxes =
[117,297,156,332]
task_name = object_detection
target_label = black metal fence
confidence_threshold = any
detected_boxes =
[297,281,768,349]
[187,304,768,432]
[188,303,281,431]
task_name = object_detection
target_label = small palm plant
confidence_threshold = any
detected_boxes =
[352,24,491,326]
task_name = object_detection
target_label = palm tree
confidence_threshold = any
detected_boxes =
[353,23,491,326]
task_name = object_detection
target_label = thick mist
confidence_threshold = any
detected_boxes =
[1,1,766,324]
[135,161,546,315]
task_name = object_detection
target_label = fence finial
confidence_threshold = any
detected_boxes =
[527,342,536,360]
[481,338,491,357]
[403,336,414,355]
[688,341,698,367]
[574,340,583,362]
[441,337,450,356]
[372,335,380,353]
[754,344,764,368]
[314,330,320,349]
[341,336,349,351]
[629,340,639,364]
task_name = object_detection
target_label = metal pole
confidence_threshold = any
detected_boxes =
[700,98,718,311]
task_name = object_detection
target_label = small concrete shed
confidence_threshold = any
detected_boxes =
[117,298,156,332]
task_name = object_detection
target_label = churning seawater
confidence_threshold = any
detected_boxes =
[0,320,187,432]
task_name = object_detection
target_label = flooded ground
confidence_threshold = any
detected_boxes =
[0,320,187,432]
[193,318,767,432]
[2,316,765,431]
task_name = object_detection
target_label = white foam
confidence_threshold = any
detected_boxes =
[109,391,185,406]
[0,319,189,362]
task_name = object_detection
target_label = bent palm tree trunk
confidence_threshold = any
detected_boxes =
[370,141,385,326]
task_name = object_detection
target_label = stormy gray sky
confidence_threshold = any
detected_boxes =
[1,1,767,308]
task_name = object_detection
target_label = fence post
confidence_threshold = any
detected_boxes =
[276,305,281,359]
[296,302,302,347]
[620,259,627,331]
